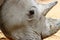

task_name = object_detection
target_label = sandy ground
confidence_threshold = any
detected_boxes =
[0,0,60,40]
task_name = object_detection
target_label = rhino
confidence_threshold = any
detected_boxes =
[0,0,60,40]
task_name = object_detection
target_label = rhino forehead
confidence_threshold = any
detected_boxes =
[3,0,37,8]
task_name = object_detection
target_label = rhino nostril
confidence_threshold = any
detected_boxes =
[29,10,34,15]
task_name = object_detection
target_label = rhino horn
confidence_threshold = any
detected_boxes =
[38,1,58,16]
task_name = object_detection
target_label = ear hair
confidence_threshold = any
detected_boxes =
[0,0,4,6]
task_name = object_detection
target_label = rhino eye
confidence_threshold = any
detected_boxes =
[29,10,34,16]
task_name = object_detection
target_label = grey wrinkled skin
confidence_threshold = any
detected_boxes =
[0,0,59,40]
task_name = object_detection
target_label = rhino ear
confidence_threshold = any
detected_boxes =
[0,0,4,6]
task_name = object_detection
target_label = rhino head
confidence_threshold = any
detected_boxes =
[0,0,58,40]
